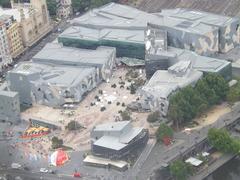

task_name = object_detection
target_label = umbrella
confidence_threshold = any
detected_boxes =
[50,149,69,166]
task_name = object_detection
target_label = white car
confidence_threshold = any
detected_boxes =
[40,168,48,173]
[11,163,22,169]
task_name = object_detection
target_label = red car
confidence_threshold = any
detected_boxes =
[73,172,81,178]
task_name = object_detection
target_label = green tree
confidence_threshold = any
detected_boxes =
[46,0,57,16]
[51,136,63,149]
[170,160,192,180]
[65,120,82,130]
[195,79,218,106]
[0,0,11,8]
[208,128,240,154]
[72,0,90,13]
[227,81,240,104]
[89,0,113,8]
[204,73,229,103]
[156,123,173,142]
[120,110,131,120]
[130,84,136,94]
[147,111,160,123]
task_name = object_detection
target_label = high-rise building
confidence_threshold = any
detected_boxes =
[4,0,53,47]
[0,19,12,70]
[0,15,24,59]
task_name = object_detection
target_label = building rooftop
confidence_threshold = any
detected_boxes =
[11,62,95,87]
[93,121,143,150]
[71,3,216,35]
[94,121,130,132]
[0,90,18,98]
[160,8,238,27]
[59,26,144,44]
[155,47,231,73]
[142,61,203,98]
[0,7,30,22]
[32,43,115,66]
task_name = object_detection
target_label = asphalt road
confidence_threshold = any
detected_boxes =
[0,19,71,78]
[0,169,75,180]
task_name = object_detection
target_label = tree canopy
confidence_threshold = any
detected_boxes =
[0,0,11,8]
[51,136,63,149]
[208,128,240,154]
[156,123,173,142]
[147,111,160,123]
[65,120,82,131]
[168,73,229,127]
[170,160,193,180]
[71,0,118,13]
[46,0,57,16]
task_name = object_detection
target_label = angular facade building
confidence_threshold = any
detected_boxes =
[0,90,20,123]
[91,121,149,159]
[32,43,116,81]
[64,3,239,57]
[145,25,232,81]
[7,44,116,107]
[7,62,98,107]
[58,26,145,59]
[140,61,203,116]
[159,8,240,54]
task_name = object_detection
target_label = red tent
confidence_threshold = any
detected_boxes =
[50,149,69,166]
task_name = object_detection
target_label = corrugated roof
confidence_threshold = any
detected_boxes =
[0,90,18,98]
[160,8,238,26]
[142,63,203,98]
[33,43,115,66]
[70,3,215,35]
[59,26,144,44]
[11,62,96,87]
[94,121,130,132]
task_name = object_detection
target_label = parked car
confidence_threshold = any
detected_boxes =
[40,168,48,173]
[11,163,22,169]
[73,172,81,178]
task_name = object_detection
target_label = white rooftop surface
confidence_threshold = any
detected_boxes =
[32,43,115,66]
[71,3,215,35]
[160,8,238,26]
[0,7,30,22]
[84,155,128,169]
[93,121,143,150]
[94,121,130,132]
[94,136,127,151]
[155,47,230,73]
[185,157,203,167]
[11,62,95,87]
[0,90,18,97]
[60,26,144,44]
[142,64,203,98]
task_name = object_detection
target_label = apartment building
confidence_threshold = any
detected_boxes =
[0,15,24,58]
[0,20,12,71]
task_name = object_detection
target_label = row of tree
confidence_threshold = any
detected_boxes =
[208,128,240,154]
[168,73,229,127]
[46,0,119,16]
[170,159,193,180]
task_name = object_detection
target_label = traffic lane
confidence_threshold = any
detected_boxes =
[0,169,75,180]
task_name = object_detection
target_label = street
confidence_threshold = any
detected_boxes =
[0,19,71,78]
[0,169,74,180]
